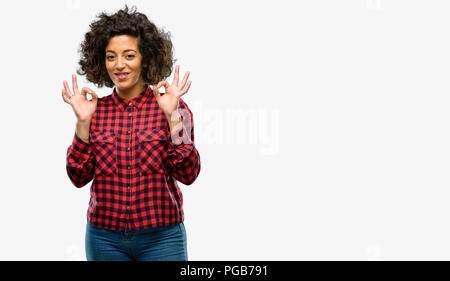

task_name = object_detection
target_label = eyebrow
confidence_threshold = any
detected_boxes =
[106,49,137,53]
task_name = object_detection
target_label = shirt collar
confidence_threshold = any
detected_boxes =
[112,83,153,112]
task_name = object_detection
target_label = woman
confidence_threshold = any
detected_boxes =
[62,5,201,261]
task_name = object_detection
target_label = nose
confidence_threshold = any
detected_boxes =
[116,56,126,69]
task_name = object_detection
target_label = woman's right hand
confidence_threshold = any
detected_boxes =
[61,74,98,122]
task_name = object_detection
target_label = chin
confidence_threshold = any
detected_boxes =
[115,80,132,89]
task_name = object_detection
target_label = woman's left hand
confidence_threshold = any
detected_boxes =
[152,65,192,122]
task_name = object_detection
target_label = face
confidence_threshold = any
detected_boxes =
[105,34,145,90]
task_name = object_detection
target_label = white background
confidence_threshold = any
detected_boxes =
[0,0,449,260]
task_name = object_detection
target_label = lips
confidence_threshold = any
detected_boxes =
[115,72,129,80]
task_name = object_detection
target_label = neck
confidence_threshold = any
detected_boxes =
[116,81,146,101]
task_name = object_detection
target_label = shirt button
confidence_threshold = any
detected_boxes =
[127,166,131,170]
[129,102,132,106]
[128,113,132,117]
[127,147,130,151]
[127,130,131,134]
[127,186,130,189]
[126,206,130,210]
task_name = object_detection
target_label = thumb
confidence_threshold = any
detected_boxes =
[81,87,97,101]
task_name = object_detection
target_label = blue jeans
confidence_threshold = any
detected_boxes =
[85,221,188,261]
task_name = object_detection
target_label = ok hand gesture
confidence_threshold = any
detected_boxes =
[151,65,192,122]
[61,74,99,122]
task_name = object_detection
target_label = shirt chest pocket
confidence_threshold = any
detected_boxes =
[137,129,168,175]
[90,131,117,176]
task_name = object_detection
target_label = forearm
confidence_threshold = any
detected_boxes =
[165,99,201,185]
[167,145,201,185]
[167,111,182,134]
[76,120,91,144]
[66,131,95,188]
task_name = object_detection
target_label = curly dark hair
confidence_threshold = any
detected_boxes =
[76,4,176,88]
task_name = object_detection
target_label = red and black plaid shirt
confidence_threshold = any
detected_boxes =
[66,84,201,231]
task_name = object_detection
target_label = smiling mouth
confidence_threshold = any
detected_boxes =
[116,73,129,80]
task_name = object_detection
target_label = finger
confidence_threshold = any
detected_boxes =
[151,84,161,100]
[62,89,71,104]
[72,74,80,95]
[160,80,170,89]
[81,87,95,100]
[90,90,98,103]
[62,87,71,100]
[180,81,192,97]
[178,71,190,92]
[172,65,180,87]
[63,80,73,97]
